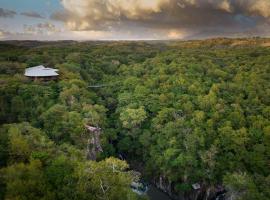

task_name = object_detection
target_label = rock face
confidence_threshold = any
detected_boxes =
[154,175,173,196]
[153,175,225,200]
[85,125,102,160]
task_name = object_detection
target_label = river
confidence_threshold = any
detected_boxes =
[147,185,172,200]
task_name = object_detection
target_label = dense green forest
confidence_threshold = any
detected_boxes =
[0,38,269,200]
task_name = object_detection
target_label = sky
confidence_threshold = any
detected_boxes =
[1,0,270,40]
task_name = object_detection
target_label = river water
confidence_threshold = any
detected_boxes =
[147,185,172,200]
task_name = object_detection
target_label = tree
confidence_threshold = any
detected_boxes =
[8,126,31,163]
[223,172,263,200]
[2,160,53,200]
[75,157,140,200]
[45,155,76,200]
[41,104,68,142]
[120,106,147,129]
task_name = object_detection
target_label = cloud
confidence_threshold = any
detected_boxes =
[23,22,62,35]
[167,30,187,39]
[0,8,16,18]
[0,27,112,41]
[0,29,29,40]
[0,30,8,38]
[21,11,45,19]
[50,0,270,39]
[0,23,66,40]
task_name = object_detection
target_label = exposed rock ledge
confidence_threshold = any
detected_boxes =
[153,175,225,200]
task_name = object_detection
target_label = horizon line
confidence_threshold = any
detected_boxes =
[0,36,269,43]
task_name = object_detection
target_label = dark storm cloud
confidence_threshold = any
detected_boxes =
[21,11,45,19]
[50,0,270,38]
[0,8,16,18]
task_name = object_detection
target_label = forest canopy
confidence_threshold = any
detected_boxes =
[0,38,269,200]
